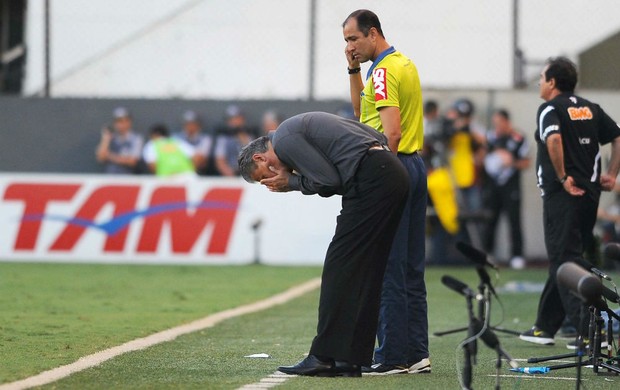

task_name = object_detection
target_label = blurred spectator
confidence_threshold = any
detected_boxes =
[423,100,460,265]
[447,98,486,210]
[481,109,530,269]
[421,99,447,170]
[214,105,256,176]
[261,109,282,135]
[95,107,143,174]
[423,100,440,134]
[446,98,487,246]
[597,184,620,244]
[142,123,196,177]
[173,110,212,174]
[596,191,620,272]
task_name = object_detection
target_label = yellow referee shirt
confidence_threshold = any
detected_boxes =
[360,49,424,154]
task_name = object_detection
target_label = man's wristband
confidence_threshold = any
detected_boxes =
[348,67,361,74]
[559,174,568,184]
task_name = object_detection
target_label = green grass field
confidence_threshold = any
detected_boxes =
[1,262,619,389]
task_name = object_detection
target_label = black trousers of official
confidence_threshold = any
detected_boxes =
[536,188,599,336]
[309,150,410,366]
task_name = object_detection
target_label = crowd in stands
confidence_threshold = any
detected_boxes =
[95,104,281,178]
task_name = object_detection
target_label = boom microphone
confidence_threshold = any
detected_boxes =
[557,263,620,320]
[441,275,477,299]
[571,257,612,281]
[603,242,620,261]
[601,284,620,304]
[566,259,619,303]
[471,318,519,369]
[475,266,498,298]
[557,262,603,305]
[456,241,498,270]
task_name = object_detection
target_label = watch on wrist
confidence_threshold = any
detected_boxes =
[559,174,568,184]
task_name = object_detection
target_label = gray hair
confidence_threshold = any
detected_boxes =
[238,136,270,183]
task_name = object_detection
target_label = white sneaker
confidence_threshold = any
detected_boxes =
[566,338,608,350]
[361,363,408,375]
[510,256,526,270]
[408,357,431,374]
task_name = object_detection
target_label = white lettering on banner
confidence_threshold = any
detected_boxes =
[373,68,388,101]
[0,174,339,264]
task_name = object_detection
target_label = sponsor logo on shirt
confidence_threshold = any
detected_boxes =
[567,106,593,121]
[373,68,388,101]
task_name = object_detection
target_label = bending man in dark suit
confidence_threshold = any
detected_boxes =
[238,111,409,377]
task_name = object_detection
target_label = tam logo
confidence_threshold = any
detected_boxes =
[3,183,243,255]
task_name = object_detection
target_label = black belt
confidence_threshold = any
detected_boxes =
[369,142,391,152]
[398,150,419,156]
[368,143,418,156]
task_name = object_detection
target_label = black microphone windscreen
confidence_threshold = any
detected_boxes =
[557,262,603,305]
[603,243,620,261]
[601,285,620,304]
[455,241,497,269]
[441,275,470,296]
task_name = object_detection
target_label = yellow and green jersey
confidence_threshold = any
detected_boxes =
[153,139,195,176]
[360,48,424,154]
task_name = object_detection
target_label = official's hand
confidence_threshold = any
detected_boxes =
[600,174,617,192]
[260,166,291,192]
[344,47,360,70]
[563,176,585,196]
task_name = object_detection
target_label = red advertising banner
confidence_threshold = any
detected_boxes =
[0,174,339,264]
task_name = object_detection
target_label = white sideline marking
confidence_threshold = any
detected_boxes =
[238,371,297,390]
[238,371,295,389]
[0,278,321,390]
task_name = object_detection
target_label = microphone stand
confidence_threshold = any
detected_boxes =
[494,346,501,390]
[251,219,263,265]
[435,265,520,337]
[442,275,513,389]
[474,265,521,336]
[463,293,477,390]
[523,299,620,384]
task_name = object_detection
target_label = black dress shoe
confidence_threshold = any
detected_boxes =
[334,360,362,377]
[277,355,335,377]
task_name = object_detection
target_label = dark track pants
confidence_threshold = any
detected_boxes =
[536,189,599,336]
[309,149,410,366]
[374,152,429,365]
